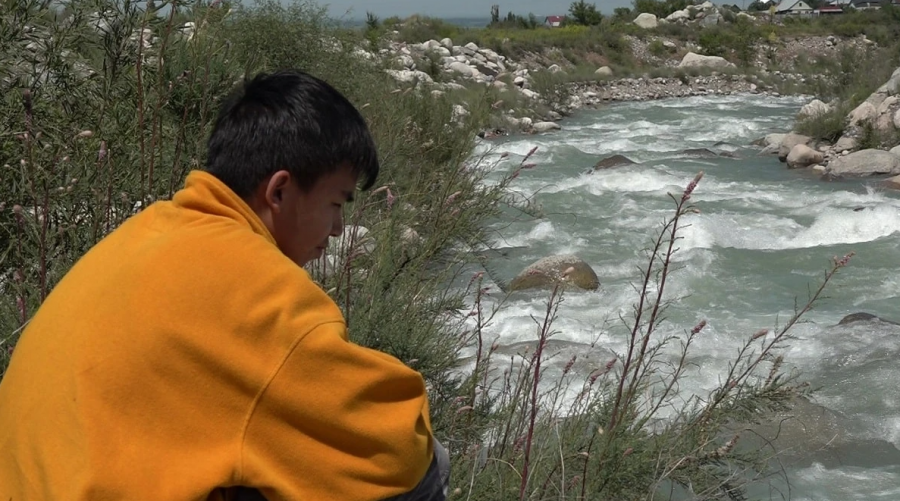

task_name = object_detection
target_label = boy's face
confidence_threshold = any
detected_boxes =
[262,165,357,267]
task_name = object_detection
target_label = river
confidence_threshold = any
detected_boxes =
[467,93,900,500]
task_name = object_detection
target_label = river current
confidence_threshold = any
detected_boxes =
[466,93,900,500]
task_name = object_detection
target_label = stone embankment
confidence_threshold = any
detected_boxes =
[372,35,829,134]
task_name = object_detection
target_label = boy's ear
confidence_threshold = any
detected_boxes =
[263,170,292,212]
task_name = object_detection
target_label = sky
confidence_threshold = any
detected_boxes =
[321,0,637,20]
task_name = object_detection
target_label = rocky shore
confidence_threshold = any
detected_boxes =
[368,18,900,187]
[370,17,877,136]
[750,66,900,188]
[375,36,826,132]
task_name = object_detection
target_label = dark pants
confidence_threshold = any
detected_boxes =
[233,439,450,501]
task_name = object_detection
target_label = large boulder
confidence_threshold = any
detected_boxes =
[730,394,900,469]
[876,95,897,115]
[885,174,900,190]
[875,113,896,136]
[480,48,501,63]
[448,61,477,77]
[787,144,824,169]
[595,66,613,77]
[666,9,690,22]
[634,13,659,29]
[395,54,415,69]
[509,255,600,292]
[778,133,813,161]
[682,148,735,158]
[798,99,831,119]
[679,52,735,69]
[838,312,900,326]
[891,145,900,157]
[894,108,900,130]
[848,101,877,126]
[826,149,900,177]
[594,154,636,170]
[532,121,561,133]
[834,136,858,152]
[701,10,721,26]
[385,69,433,85]
[764,133,786,147]
[876,66,900,94]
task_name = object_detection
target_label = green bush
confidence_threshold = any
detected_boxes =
[649,39,668,57]
[393,15,464,43]
[794,105,849,143]
[698,28,731,58]
[697,20,760,67]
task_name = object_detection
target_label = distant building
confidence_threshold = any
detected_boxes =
[850,0,899,8]
[814,5,844,13]
[775,0,814,14]
[544,15,565,27]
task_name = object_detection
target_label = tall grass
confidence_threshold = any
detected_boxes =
[442,170,852,500]
[0,1,859,499]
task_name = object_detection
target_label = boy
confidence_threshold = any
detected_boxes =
[0,70,448,500]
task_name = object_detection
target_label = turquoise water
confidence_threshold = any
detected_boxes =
[466,94,900,500]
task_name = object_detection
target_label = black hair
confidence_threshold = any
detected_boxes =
[205,69,379,198]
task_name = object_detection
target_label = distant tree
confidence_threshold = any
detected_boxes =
[365,11,380,31]
[613,6,634,21]
[364,11,381,49]
[882,0,900,21]
[489,9,540,29]
[747,0,769,11]
[490,4,500,24]
[568,0,603,25]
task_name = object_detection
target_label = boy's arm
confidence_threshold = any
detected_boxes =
[239,321,436,500]
[233,439,448,501]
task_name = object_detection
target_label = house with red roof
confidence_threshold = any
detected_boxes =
[544,15,566,28]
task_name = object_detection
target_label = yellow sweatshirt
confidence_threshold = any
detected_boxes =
[0,171,434,501]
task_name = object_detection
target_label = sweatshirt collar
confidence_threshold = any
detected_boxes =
[172,170,277,246]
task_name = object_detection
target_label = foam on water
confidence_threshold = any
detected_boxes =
[854,274,900,306]
[680,205,900,251]
[494,220,590,254]
[791,463,900,501]
[583,168,687,195]
[683,119,764,141]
